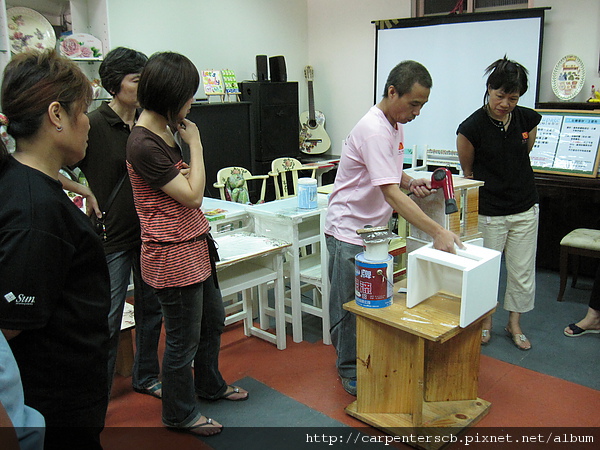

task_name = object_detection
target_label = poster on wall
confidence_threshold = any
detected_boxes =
[531,110,600,177]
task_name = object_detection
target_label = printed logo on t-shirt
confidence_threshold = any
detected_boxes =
[522,132,529,144]
[3,292,35,306]
[398,141,404,155]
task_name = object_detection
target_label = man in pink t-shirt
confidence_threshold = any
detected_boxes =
[324,61,463,396]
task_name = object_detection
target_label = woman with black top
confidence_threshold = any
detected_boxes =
[75,47,164,399]
[0,50,110,449]
[457,57,541,351]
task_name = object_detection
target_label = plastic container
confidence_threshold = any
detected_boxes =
[297,177,317,209]
[355,252,394,308]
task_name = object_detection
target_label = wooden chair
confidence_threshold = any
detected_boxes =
[269,157,316,200]
[557,228,600,301]
[214,167,269,204]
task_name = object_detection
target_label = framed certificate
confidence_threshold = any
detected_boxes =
[531,110,600,177]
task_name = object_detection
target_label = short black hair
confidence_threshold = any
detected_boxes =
[99,47,147,96]
[484,56,529,104]
[137,52,199,125]
[382,60,432,98]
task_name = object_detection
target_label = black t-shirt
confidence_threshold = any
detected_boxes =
[78,101,141,254]
[457,105,541,216]
[0,157,110,426]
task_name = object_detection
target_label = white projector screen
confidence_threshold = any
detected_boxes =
[375,9,547,160]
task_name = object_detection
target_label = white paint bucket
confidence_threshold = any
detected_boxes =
[355,252,393,308]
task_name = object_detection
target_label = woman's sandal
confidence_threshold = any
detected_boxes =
[167,416,222,436]
[481,329,492,345]
[505,327,531,351]
[218,385,249,401]
[133,380,162,399]
[564,323,600,337]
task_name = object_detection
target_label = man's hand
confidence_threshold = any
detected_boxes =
[432,228,465,254]
[408,177,435,198]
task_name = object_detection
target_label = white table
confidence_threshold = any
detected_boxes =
[301,158,339,186]
[202,197,252,235]
[245,194,330,343]
[215,232,291,350]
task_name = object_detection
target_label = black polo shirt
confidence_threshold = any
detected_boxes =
[78,101,141,254]
[0,157,110,426]
[457,105,541,216]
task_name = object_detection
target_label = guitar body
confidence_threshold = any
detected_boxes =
[299,110,331,154]
[300,65,331,154]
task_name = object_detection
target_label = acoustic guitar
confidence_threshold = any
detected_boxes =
[299,65,331,154]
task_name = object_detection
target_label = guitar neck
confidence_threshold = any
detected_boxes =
[307,80,316,123]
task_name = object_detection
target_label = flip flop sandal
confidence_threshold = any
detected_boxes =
[133,380,162,399]
[505,327,531,351]
[564,323,600,337]
[481,329,492,345]
[166,417,222,436]
[219,385,249,401]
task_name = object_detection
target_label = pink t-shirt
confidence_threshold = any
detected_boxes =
[324,106,404,246]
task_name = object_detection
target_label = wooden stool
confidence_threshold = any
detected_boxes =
[558,228,600,302]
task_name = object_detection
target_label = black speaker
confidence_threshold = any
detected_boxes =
[183,102,254,199]
[269,55,287,82]
[256,55,268,81]
[239,81,299,164]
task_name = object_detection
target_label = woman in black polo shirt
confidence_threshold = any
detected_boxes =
[457,57,541,351]
[0,50,110,449]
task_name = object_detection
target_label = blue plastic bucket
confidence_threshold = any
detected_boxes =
[355,252,393,308]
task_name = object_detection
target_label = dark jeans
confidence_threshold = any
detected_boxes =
[326,235,362,380]
[106,248,162,394]
[157,277,227,427]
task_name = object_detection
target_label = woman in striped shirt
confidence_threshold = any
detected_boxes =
[126,52,248,437]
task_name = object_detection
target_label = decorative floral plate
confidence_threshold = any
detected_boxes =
[59,33,103,60]
[7,7,56,54]
[551,55,585,101]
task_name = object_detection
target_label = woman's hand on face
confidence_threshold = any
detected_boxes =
[177,118,201,148]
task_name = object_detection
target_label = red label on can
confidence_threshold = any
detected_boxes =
[355,264,388,300]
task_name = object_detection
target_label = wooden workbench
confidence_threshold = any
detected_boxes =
[344,286,492,449]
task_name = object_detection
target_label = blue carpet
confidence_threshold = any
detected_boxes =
[194,377,385,449]
[481,266,600,390]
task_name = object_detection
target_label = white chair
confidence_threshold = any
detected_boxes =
[214,166,269,204]
[269,157,316,200]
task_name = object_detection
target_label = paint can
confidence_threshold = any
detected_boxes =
[355,252,393,308]
[297,177,317,209]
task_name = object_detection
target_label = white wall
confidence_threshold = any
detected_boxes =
[106,0,308,99]
[103,0,600,156]
[534,0,600,103]
[306,0,411,155]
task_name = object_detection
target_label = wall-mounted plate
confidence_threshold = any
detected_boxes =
[7,7,56,54]
[552,55,585,101]
[59,33,103,60]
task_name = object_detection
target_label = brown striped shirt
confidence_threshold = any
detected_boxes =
[126,126,211,289]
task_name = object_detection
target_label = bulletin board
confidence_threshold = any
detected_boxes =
[530,110,600,178]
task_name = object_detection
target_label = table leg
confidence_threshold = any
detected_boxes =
[274,253,287,350]
[290,249,303,343]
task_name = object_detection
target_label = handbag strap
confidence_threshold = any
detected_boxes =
[103,172,127,214]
